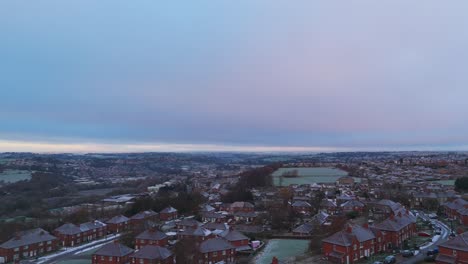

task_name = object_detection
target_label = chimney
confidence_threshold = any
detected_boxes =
[363,223,369,229]
[271,256,279,264]
[389,214,395,220]
[397,211,402,217]
[346,225,353,233]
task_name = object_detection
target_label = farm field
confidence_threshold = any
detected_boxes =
[272,167,354,186]
[0,169,32,183]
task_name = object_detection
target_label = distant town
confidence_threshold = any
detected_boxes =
[1,151,468,264]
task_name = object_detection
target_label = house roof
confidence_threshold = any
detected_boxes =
[202,222,229,231]
[106,215,129,224]
[131,210,158,220]
[202,211,226,219]
[94,242,134,257]
[79,220,106,232]
[130,245,172,260]
[136,229,168,241]
[55,223,82,235]
[0,229,56,249]
[320,199,337,208]
[177,218,201,227]
[200,204,216,212]
[160,206,177,214]
[374,212,415,232]
[219,230,248,242]
[230,201,254,208]
[438,231,468,252]
[292,201,312,207]
[199,238,235,253]
[233,211,257,218]
[293,223,314,234]
[179,227,212,237]
[341,200,365,208]
[322,224,375,247]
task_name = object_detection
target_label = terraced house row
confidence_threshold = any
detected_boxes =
[322,210,417,264]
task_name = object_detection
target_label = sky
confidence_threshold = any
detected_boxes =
[1,1,468,153]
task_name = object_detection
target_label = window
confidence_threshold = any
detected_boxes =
[47,247,52,252]
[101,256,105,260]
[213,252,217,257]
[14,248,19,252]
[360,242,363,248]
[453,250,457,256]
[47,241,52,245]
[139,259,144,264]
[222,250,226,256]
[23,245,29,250]
[354,253,357,260]
[109,257,113,261]
[353,244,357,250]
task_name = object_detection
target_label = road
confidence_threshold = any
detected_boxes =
[36,234,120,264]
[399,211,450,264]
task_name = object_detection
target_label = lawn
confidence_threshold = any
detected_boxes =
[0,169,32,183]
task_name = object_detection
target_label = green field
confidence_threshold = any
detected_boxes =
[0,170,32,183]
[254,239,309,264]
[272,167,349,186]
[436,180,455,186]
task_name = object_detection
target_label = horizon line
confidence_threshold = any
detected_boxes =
[0,139,468,154]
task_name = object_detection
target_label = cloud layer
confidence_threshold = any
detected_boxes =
[1,1,468,152]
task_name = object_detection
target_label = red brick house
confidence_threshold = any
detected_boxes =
[292,223,314,236]
[106,215,130,234]
[135,229,168,249]
[130,211,159,229]
[0,228,58,263]
[219,230,250,252]
[457,208,468,226]
[54,221,107,247]
[291,201,312,215]
[341,200,366,214]
[436,231,468,264]
[374,211,417,250]
[233,211,257,223]
[159,207,178,221]
[229,202,254,213]
[176,218,201,230]
[92,241,133,264]
[320,199,338,215]
[177,227,215,242]
[322,224,382,264]
[54,223,83,247]
[130,245,174,264]
[201,212,226,223]
[197,238,236,264]
[443,198,468,219]
[80,221,108,243]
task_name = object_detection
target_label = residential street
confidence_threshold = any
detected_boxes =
[399,212,450,264]
[36,234,120,264]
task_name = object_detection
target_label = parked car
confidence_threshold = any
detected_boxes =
[384,255,397,264]
[427,248,439,256]
[402,250,414,257]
